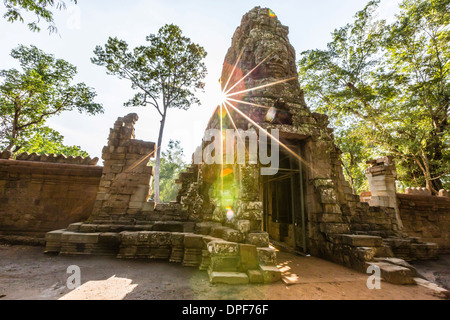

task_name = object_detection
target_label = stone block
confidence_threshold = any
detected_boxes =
[195,222,222,235]
[340,234,383,247]
[45,229,65,241]
[79,224,98,233]
[61,232,100,244]
[259,265,281,283]
[209,272,249,285]
[183,222,196,233]
[184,234,204,249]
[222,228,244,242]
[257,247,277,266]
[373,257,417,276]
[366,262,416,285]
[246,232,269,247]
[67,223,82,232]
[98,232,121,245]
[318,188,337,204]
[207,241,239,256]
[239,244,259,271]
[120,231,138,244]
[320,223,350,234]
[236,220,251,234]
[209,256,240,272]
[237,210,263,221]
[170,232,186,247]
[247,269,264,284]
[142,201,155,212]
[153,221,184,232]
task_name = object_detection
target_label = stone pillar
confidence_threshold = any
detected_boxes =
[89,113,155,223]
[366,156,403,228]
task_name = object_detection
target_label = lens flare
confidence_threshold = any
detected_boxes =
[226,207,235,221]
[268,9,276,18]
[265,107,278,123]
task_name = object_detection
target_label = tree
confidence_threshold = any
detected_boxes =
[21,126,89,157]
[298,0,449,194]
[0,45,103,153]
[91,24,207,203]
[2,0,77,33]
[155,140,187,202]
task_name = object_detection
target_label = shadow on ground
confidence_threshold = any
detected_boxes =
[0,245,446,300]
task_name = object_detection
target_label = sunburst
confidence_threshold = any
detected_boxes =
[217,49,309,168]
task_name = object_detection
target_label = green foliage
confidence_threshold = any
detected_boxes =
[2,0,77,33]
[19,126,89,157]
[150,140,187,203]
[91,24,207,113]
[0,45,103,153]
[299,0,449,193]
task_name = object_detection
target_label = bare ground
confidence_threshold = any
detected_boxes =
[0,244,446,300]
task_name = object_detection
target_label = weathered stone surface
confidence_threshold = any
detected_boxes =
[247,269,264,284]
[207,241,239,256]
[209,271,249,285]
[89,114,155,224]
[195,222,222,235]
[257,247,277,266]
[61,232,100,244]
[184,234,204,249]
[373,257,417,276]
[259,265,282,284]
[239,244,259,271]
[153,221,184,232]
[340,234,383,247]
[209,256,240,272]
[366,262,416,285]
[246,232,269,247]
[221,228,244,243]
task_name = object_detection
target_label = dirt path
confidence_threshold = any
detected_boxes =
[0,245,444,300]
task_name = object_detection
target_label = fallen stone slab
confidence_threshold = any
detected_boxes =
[366,262,416,285]
[374,257,417,276]
[209,271,249,285]
[414,277,450,299]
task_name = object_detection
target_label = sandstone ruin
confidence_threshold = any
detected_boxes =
[1,7,444,286]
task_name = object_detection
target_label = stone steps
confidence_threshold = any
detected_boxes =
[45,228,282,285]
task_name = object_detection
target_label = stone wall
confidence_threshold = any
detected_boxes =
[0,158,102,236]
[397,193,450,253]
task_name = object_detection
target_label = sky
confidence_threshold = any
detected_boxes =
[0,0,401,162]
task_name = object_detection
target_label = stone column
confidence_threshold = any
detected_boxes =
[366,156,403,228]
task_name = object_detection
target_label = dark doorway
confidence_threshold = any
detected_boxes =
[262,141,307,253]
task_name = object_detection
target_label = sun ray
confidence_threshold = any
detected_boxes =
[223,102,246,148]
[226,76,298,98]
[124,146,159,174]
[227,97,270,109]
[224,100,310,168]
[224,51,275,95]
[223,40,248,93]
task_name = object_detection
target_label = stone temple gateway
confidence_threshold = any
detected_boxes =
[45,7,438,285]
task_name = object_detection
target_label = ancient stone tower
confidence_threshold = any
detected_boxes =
[45,7,438,285]
[176,6,439,277]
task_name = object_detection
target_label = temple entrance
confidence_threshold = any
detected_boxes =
[261,141,307,253]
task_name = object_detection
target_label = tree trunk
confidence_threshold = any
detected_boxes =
[154,114,166,204]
